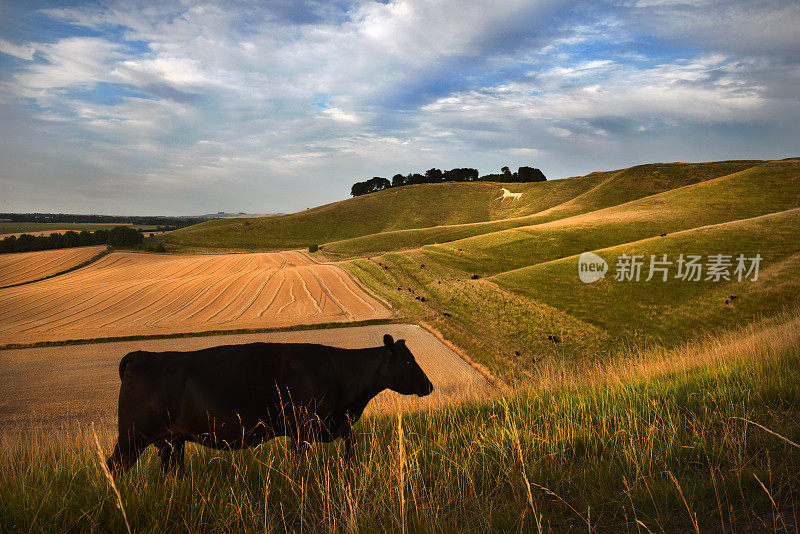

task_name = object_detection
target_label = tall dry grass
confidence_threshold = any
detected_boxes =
[1,315,798,532]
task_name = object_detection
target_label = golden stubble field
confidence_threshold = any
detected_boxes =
[0,246,107,288]
[0,250,392,345]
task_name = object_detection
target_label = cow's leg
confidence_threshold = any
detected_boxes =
[106,434,147,476]
[343,421,355,462]
[156,437,186,475]
[172,438,185,475]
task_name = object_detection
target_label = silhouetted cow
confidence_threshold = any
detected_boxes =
[107,334,433,475]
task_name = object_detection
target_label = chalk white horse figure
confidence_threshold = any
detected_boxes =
[495,188,523,202]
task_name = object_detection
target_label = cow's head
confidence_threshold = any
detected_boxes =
[381,334,434,397]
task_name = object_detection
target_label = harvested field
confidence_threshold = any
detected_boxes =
[0,251,392,345]
[0,324,493,428]
[0,246,107,288]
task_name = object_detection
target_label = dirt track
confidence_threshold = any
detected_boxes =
[0,250,391,345]
[0,324,493,428]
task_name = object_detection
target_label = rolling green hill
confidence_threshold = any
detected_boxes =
[493,207,800,347]
[162,177,599,251]
[323,160,762,257]
[162,159,765,253]
[421,159,800,275]
[344,207,800,381]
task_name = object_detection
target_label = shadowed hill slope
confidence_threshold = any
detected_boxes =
[537,160,762,221]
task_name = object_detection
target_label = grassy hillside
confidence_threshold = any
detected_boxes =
[318,159,764,257]
[535,159,762,222]
[162,159,765,254]
[422,159,800,275]
[494,208,800,348]
[162,178,599,251]
[339,159,800,381]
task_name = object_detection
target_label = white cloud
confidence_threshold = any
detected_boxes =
[319,107,361,123]
[112,57,212,89]
[13,37,122,92]
[505,147,543,156]
[0,37,35,60]
[548,127,572,137]
[424,55,766,125]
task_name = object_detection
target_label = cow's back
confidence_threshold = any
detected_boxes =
[118,343,350,438]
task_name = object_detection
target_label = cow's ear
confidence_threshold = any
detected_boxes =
[383,334,394,355]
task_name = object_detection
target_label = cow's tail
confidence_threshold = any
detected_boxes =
[118,351,141,380]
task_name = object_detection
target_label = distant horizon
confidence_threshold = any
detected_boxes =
[2,0,799,215]
[2,153,798,217]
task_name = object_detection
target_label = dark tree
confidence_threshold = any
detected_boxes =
[517,166,547,182]
[48,232,66,249]
[350,177,391,196]
[93,229,109,244]
[63,231,80,248]
[107,226,144,247]
[424,168,444,183]
[392,173,407,187]
[442,168,479,182]
[1,235,16,253]
[79,230,94,246]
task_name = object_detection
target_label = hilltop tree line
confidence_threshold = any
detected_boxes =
[1,226,143,254]
[0,213,201,227]
[350,166,546,196]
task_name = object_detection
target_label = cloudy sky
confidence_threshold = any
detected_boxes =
[1,0,798,215]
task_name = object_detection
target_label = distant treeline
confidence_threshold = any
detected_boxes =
[1,226,143,254]
[0,213,201,227]
[351,166,546,196]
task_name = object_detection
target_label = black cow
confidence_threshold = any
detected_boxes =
[107,334,433,475]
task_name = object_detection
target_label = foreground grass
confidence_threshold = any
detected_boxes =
[2,318,798,532]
